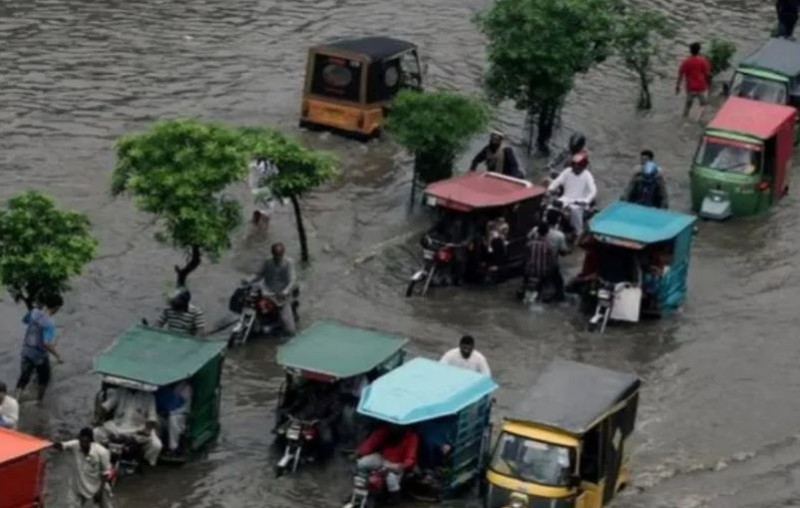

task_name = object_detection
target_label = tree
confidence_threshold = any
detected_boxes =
[385,90,489,202]
[476,0,620,154]
[708,38,736,80]
[0,191,97,309]
[239,128,338,263]
[112,119,250,286]
[613,7,675,110]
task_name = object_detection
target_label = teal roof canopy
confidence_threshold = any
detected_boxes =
[277,321,408,379]
[589,202,696,244]
[357,357,498,425]
[93,325,226,387]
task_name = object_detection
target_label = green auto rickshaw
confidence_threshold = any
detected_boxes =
[690,96,797,220]
[731,38,800,120]
[93,325,226,473]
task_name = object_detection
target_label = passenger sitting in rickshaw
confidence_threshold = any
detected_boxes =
[415,416,455,486]
[641,244,673,310]
[155,380,192,456]
[568,238,642,297]
[94,387,163,466]
[355,423,419,499]
[485,215,510,270]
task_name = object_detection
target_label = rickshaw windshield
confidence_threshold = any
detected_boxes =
[731,73,788,104]
[695,137,762,175]
[490,432,574,486]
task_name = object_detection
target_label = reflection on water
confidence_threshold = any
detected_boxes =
[1,0,798,506]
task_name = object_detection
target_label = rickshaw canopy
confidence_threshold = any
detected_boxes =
[425,171,546,212]
[277,321,407,380]
[312,37,417,62]
[93,325,227,389]
[0,428,50,465]
[708,96,796,140]
[508,359,640,435]
[589,202,696,246]
[739,38,800,79]
[358,357,498,425]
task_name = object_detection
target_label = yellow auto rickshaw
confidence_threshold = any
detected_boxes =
[299,36,423,139]
[485,360,640,508]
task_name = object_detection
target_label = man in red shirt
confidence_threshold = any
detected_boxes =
[356,423,419,496]
[676,42,711,121]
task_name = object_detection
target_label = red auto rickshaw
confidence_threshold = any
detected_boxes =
[0,428,51,508]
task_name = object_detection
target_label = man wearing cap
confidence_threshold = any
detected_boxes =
[469,131,523,178]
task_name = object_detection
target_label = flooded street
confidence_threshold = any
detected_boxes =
[1,0,799,506]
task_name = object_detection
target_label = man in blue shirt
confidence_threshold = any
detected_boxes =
[15,294,64,404]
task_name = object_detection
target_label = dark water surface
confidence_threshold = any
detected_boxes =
[1,0,797,506]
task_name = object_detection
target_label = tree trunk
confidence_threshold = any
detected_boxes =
[409,159,418,210]
[536,102,558,156]
[289,194,310,263]
[638,71,652,110]
[526,110,536,156]
[175,245,201,287]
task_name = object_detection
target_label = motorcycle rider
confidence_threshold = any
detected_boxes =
[547,152,597,237]
[94,387,163,467]
[156,288,205,336]
[355,423,419,500]
[252,242,297,336]
[621,158,668,209]
[469,131,523,178]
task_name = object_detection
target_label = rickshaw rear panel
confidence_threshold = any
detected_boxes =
[0,428,50,508]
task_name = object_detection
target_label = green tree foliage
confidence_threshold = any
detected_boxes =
[0,191,97,309]
[613,7,675,109]
[476,0,619,154]
[112,119,249,286]
[385,90,490,189]
[240,127,338,263]
[708,38,736,79]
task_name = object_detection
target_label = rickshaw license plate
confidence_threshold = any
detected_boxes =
[423,249,435,260]
[287,428,300,439]
[425,196,437,207]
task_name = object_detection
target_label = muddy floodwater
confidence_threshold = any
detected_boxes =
[1,0,799,506]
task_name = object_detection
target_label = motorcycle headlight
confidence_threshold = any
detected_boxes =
[509,494,529,508]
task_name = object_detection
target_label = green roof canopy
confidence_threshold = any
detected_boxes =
[277,321,408,379]
[93,325,226,387]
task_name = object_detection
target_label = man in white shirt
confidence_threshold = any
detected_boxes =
[547,152,597,236]
[0,381,19,429]
[440,335,491,376]
[54,427,114,507]
[93,387,163,466]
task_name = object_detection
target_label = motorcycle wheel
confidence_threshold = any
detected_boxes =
[227,330,242,348]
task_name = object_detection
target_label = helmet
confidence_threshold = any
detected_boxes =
[169,287,191,311]
[571,152,589,170]
[643,161,659,178]
[568,133,586,154]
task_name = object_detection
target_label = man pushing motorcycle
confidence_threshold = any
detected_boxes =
[252,242,297,336]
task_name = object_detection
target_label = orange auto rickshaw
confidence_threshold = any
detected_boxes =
[299,36,423,139]
[0,428,51,508]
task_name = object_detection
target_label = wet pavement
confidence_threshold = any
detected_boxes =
[1,0,798,506]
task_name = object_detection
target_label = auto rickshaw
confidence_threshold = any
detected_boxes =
[575,202,696,333]
[0,428,50,508]
[485,359,640,508]
[731,38,800,122]
[299,36,423,139]
[690,96,796,220]
[406,171,547,297]
[274,320,408,476]
[92,325,226,472]
[345,357,498,507]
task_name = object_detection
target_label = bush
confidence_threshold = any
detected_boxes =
[708,38,736,78]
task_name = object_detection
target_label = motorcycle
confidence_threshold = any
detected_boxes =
[275,416,320,477]
[228,280,299,347]
[588,279,615,333]
[343,469,390,508]
[405,236,458,297]
[541,192,597,246]
[106,434,144,480]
